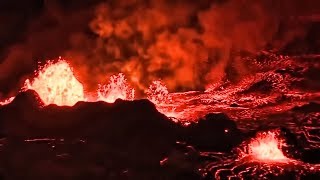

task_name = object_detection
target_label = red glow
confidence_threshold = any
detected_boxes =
[23,59,86,106]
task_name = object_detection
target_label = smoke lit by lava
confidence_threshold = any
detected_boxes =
[1,0,320,179]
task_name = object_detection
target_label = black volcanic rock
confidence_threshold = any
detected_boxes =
[292,102,320,113]
[301,148,320,164]
[8,89,45,108]
[279,127,304,160]
[160,142,202,180]
[185,113,243,152]
[279,127,320,164]
[242,79,273,94]
[230,103,240,107]
[0,90,180,168]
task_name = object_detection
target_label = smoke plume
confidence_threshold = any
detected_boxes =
[1,0,320,97]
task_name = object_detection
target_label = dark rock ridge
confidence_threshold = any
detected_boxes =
[0,90,178,138]
[2,90,317,179]
[292,102,320,113]
[184,113,244,152]
[0,90,248,179]
[0,90,246,152]
[0,90,180,168]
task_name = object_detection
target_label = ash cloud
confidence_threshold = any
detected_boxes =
[0,0,320,97]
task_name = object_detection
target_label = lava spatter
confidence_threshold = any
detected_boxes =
[241,130,289,162]
[146,80,171,105]
[203,129,320,179]
[97,73,135,103]
[23,59,86,106]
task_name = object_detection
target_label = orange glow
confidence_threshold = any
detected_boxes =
[97,73,135,103]
[23,59,85,106]
[243,130,289,162]
[0,97,14,106]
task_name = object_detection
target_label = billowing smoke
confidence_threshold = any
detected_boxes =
[81,0,280,91]
[1,0,320,97]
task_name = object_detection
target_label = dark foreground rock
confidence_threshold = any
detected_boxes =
[1,90,318,179]
[292,102,320,113]
[185,113,244,152]
[0,90,182,178]
[0,90,249,179]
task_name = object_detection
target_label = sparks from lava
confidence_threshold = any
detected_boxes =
[146,80,185,121]
[18,59,138,105]
[146,80,171,105]
[97,73,135,103]
[241,130,289,163]
[23,59,86,106]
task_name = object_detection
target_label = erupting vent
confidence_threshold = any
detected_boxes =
[23,59,85,106]
[243,130,289,162]
[97,73,135,103]
[1,0,320,179]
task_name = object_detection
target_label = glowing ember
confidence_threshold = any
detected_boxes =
[0,97,14,106]
[146,80,170,104]
[243,130,289,162]
[97,73,135,103]
[24,59,85,106]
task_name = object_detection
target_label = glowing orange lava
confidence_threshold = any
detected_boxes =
[0,97,14,106]
[243,130,289,162]
[24,59,85,106]
[97,73,135,103]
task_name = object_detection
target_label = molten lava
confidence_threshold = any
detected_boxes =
[145,80,184,120]
[146,80,170,105]
[23,59,85,106]
[97,73,135,103]
[243,130,289,162]
[0,97,14,106]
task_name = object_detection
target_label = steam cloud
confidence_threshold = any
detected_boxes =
[0,0,319,97]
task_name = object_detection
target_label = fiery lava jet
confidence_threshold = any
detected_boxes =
[97,73,135,103]
[23,59,85,106]
[242,130,289,163]
[146,80,171,105]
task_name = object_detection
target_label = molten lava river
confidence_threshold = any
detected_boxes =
[0,54,320,179]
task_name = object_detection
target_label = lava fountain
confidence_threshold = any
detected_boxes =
[241,130,289,163]
[97,73,135,103]
[146,80,171,105]
[23,59,85,106]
